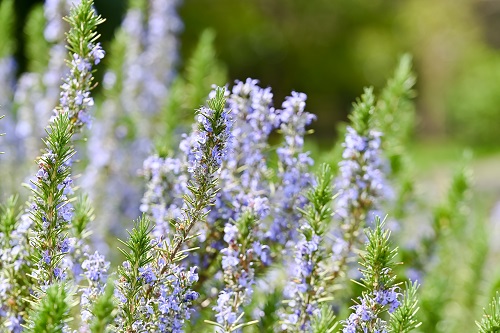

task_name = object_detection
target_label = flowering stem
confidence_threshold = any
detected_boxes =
[281,164,333,332]
[330,87,390,285]
[27,0,104,296]
[162,86,231,272]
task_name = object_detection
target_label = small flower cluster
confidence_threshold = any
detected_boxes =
[343,299,388,333]
[56,42,104,128]
[140,87,237,243]
[336,126,388,221]
[269,91,316,245]
[281,231,322,331]
[29,127,76,288]
[203,79,278,266]
[0,199,31,332]
[80,251,110,329]
[374,287,401,313]
[140,155,186,238]
[281,164,333,332]
[115,255,199,332]
[342,220,403,333]
[331,88,392,277]
[213,212,263,331]
[153,264,199,332]
[343,287,402,333]
[186,104,233,174]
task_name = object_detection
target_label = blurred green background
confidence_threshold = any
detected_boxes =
[11,0,500,148]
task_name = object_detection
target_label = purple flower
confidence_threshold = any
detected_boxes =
[89,42,105,64]
[72,53,91,72]
[59,239,72,253]
[374,288,401,313]
[53,267,66,280]
[268,90,315,244]
[6,315,23,333]
[139,266,157,285]
[82,251,109,282]
[57,202,73,222]
[221,249,239,269]
[184,290,198,302]
[36,168,49,180]
[42,250,51,265]
[214,291,237,325]
[335,126,391,221]
[223,224,238,243]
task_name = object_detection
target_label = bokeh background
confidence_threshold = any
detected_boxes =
[7,0,500,234]
[10,0,500,147]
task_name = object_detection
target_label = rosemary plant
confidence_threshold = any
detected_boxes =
[0,1,498,332]
[342,218,420,333]
[281,164,334,332]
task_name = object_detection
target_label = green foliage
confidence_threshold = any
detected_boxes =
[389,281,421,333]
[301,163,334,237]
[235,211,258,251]
[349,87,375,136]
[255,290,282,333]
[343,218,417,333]
[116,215,155,329]
[185,29,227,109]
[25,284,72,333]
[447,50,500,146]
[0,0,15,58]
[359,217,398,292]
[156,29,227,157]
[29,114,75,286]
[417,163,471,330]
[24,4,50,73]
[128,0,147,11]
[0,195,21,242]
[374,54,416,221]
[72,194,95,238]
[90,282,117,333]
[432,155,471,236]
[326,55,416,180]
[416,157,489,333]
[205,87,227,131]
[311,305,338,333]
[477,293,500,333]
[65,0,105,58]
[167,87,228,261]
[375,54,416,156]
[117,215,155,286]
